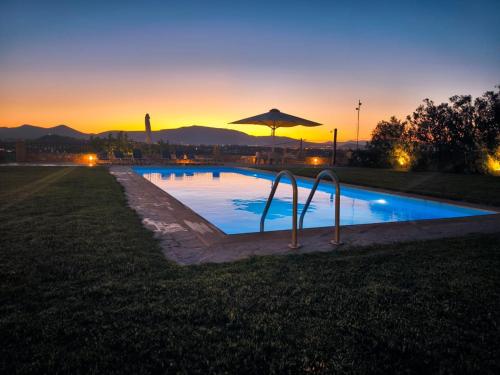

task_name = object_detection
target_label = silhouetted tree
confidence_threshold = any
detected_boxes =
[89,135,107,153]
[367,116,406,167]
[364,85,499,173]
[107,134,114,154]
[474,86,500,152]
[406,99,453,167]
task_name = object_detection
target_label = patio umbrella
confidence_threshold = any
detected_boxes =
[230,108,322,153]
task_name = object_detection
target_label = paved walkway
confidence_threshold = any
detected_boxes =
[110,166,500,265]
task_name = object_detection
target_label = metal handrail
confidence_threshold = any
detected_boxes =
[260,170,301,249]
[299,169,341,245]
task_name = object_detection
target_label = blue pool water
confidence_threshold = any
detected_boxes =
[133,166,494,234]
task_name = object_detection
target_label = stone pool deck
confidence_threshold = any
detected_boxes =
[110,166,500,265]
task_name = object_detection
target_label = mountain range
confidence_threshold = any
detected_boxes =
[0,125,88,140]
[0,124,365,149]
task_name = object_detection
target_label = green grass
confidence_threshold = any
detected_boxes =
[257,166,500,206]
[1,166,499,374]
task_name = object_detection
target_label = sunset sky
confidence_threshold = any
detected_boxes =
[1,0,499,142]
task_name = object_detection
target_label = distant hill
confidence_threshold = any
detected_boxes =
[0,124,88,140]
[34,134,86,144]
[0,124,366,148]
[98,127,366,148]
[97,126,325,147]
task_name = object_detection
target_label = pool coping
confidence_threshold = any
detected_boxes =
[111,165,500,265]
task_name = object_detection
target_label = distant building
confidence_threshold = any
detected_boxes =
[145,113,153,144]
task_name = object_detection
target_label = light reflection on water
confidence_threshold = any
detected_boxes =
[136,167,492,234]
[232,198,315,219]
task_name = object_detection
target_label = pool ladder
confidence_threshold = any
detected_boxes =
[260,168,341,248]
[300,169,341,245]
[260,170,300,248]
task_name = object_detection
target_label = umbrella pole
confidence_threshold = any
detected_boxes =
[271,126,275,154]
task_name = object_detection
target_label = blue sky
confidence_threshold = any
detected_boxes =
[1,0,499,140]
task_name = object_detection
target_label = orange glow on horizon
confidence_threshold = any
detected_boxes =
[0,69,417,143]
[0,109,401,143]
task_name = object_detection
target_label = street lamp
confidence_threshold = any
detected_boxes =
[355,100,362,150]
[330,128,338,166]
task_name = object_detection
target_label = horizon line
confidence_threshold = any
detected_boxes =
[1,123,370,143]
[0,123,369,144]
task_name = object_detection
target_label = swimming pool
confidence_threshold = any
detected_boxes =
[133,166,494,234]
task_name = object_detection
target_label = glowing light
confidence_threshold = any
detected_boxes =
[313,157,319,165]
[486,151,500,174]
[374,199,387,204]
[83,153,97,166]
[393,147,410,168]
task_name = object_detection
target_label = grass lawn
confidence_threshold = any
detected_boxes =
[257,166,500,206]
[1,166,499,374]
